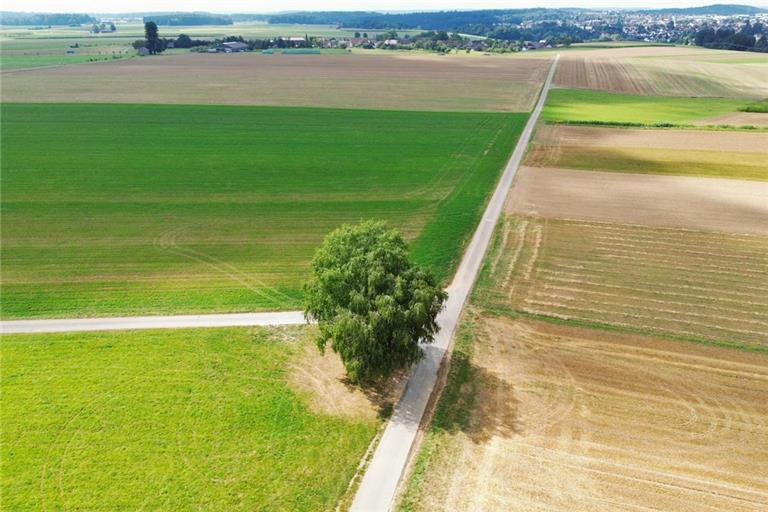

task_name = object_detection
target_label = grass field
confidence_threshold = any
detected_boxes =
[543,88,747,125]
[0,52,551,111]
[474,216,768,350]
[0,103,527,319]
[399,313,768,511]
[1,325,381,510]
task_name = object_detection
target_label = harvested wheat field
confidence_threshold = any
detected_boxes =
[400,314,768,512]
[476,216,768,349]
[0,52,551,111]
[507,167,768,235]
[554,46,768,98]
[525,125,768,181]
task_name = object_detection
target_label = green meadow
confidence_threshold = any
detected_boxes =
[1,103,526,318]
[542,88,746,125]
[1,326,376,510]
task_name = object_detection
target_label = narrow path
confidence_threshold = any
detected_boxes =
[350,54,560,512]
[0,311,306,334]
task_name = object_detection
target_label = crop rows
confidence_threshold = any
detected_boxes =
[478,216,768,349]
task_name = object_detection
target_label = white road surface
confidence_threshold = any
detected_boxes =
[0,311,306,334]
[349,54,560,512]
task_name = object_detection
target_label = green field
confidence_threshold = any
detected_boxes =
[542,88,747,125]
[1,104,526,319]
[1,326,377,510]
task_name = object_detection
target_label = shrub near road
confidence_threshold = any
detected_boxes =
[0,103,527,318]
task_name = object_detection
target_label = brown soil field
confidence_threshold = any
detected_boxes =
[403,314,768,511]
[697,112,768,127]
[0,52,552,112]
[507,166,768,235]
[554,46,768,98]
[534,124,768,153]
[478,216,768,348]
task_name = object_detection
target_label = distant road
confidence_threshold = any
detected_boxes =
[350,54,561,512]
[0,311,306,334]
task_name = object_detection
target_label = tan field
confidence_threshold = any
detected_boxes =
[554,46,768,98]
[507,166,768,234]
[697,112,768,127]
[477,216,768,348]
[524,125,768,181]
[533,124,768,153]
[0,51,552,111]
[401,314,768,511]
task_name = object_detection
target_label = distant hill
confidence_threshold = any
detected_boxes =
[635,4,766,15]
[142,12,233,26]
[0,11,96,26]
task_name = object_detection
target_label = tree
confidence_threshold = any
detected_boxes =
[175,34,193,48]
[145,21,161,54]
[354,31,361,38]
[304,221,447,384]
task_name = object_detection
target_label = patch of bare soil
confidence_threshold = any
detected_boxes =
[409,315,768,511]
[696,112,768,127]
[507,166,768,235]
[534,124,768,153]
[287,342,407,421]
[0,52,551,112]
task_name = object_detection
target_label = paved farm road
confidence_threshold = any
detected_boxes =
[350,54,560,512]
[0,311,306,334]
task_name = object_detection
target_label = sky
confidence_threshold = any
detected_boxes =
[2,1,766,14]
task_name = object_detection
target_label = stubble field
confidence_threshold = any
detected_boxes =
[0,52,552,112]
[400,313,768,511]
[507,166,768,234]
[0,103,526,318]
[554,46,768,99]
[475,216,768,350]
[1,325,385,510]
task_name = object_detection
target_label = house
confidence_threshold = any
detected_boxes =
[384,39,399,46]
[286,36,307,47]
[216,41,249,53]
[137,47,150,56]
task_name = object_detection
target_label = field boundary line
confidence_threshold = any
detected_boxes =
[349,54,560,512]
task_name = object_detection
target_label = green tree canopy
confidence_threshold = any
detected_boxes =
[304,221,447,384]
[144,21,160,54]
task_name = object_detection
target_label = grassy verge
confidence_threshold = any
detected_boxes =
[1,103,526,318]
[398,312,479,511]
[1,326,379,510]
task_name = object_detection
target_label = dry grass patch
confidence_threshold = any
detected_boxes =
[401,314,768,511]
[477,216,768,349]
[0,52,551,112]
[507,167,768,235]
[696,112,768,127]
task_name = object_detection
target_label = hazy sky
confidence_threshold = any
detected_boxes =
[3,1,766,14]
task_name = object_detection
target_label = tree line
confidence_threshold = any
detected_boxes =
[694,22,768,52]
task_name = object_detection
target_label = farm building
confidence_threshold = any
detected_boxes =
[137,47,150,56]
[216,41,249,52]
